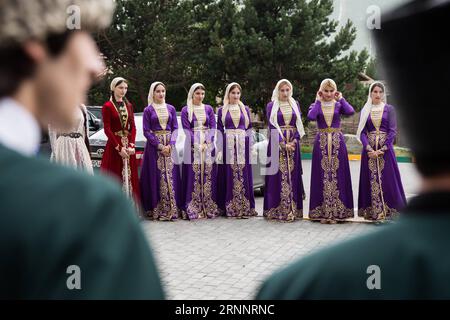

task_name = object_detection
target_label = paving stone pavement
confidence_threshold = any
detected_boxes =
[142,216,376,300]
[141,162,420,300]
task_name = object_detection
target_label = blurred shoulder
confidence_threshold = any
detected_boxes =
[0,146,134,231]
[258,224,408,299]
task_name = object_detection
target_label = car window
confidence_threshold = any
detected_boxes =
[87,111,95,126]
[91,115,185,147]
[87,107,103,119]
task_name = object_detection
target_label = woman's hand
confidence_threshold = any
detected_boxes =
[283,142,295,153]
[119,147,130,159]
[288,142,296,152]
[376,150,384,157]
[161,145,171,157]
[316,91,323,101]
[368,151,378,159]
[126,147,135,156]
[334,91,343,101]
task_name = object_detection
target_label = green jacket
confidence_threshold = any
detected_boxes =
[0,144,164,299]
[257,193,450,299]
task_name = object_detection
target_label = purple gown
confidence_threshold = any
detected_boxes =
[217,106,257,218]
[358,104,406,220]
[308,98,355,221]
[140,104,181,220]
[263,101,305,222]
[180,105,221,219]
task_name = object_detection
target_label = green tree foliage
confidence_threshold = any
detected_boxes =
[365,57,379,80]
[89,0,370,115]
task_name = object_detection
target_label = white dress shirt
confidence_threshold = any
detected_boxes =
[0,97,41,156]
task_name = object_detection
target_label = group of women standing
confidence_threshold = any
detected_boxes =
[94,77,407,224]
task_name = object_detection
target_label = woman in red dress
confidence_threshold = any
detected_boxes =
[100,77,140,202]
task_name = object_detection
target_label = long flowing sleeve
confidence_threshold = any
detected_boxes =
[217,108,224,134]
[294,101,302,141]
[102,103,121,150]
[360,126,371,152]
[384,105,398,149]
[143,107,160,148]
[307,100,321,121]
[128,103,136,147]
[216,108,225,163]
[181,107,194,145]
[338,98,355,116]
[266,102,283,143]
[246,106,255,152]
[246,106,253,130]
[169,106,178,146]
[207,106,217,144]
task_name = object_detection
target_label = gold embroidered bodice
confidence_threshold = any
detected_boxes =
[154,103,169,130]
[279,100,293,125]
[370,104,384,131]
[112,100,129,129]
[229,104,242,128]
[193,104,207,127]
[321,101,335,128]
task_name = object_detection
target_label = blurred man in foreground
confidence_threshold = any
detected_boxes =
[257,0,450,299]
[0,0,164,299]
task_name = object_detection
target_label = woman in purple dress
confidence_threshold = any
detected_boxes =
[263,79,306,222]
[140,81,181,221]
[357,82,406,221]
[181,83,221,220]
[217,82,258,218]
[308,79,355,224]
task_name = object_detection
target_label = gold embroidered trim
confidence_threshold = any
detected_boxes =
[321,102,335,128]
[280,101,293,126]
[309,131,353,220]
[229,104,242,129]
[264,143,302,222]
[153,103,169,130]
[360,131,399,221]
[148,131,179,220]
[186,142,220,219]
[224,131,254,217]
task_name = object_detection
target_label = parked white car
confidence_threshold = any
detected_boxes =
[89,113,268,191]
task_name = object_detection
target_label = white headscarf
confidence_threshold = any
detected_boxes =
[148,81,165,106]
[316,78,338,101]
[356,81,387,140]
[222,82,249,129]
[110,77,127,92]
[187,83,205,122]
[269,79,306,139]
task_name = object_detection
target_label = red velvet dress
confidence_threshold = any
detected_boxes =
[100,99,140,201]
